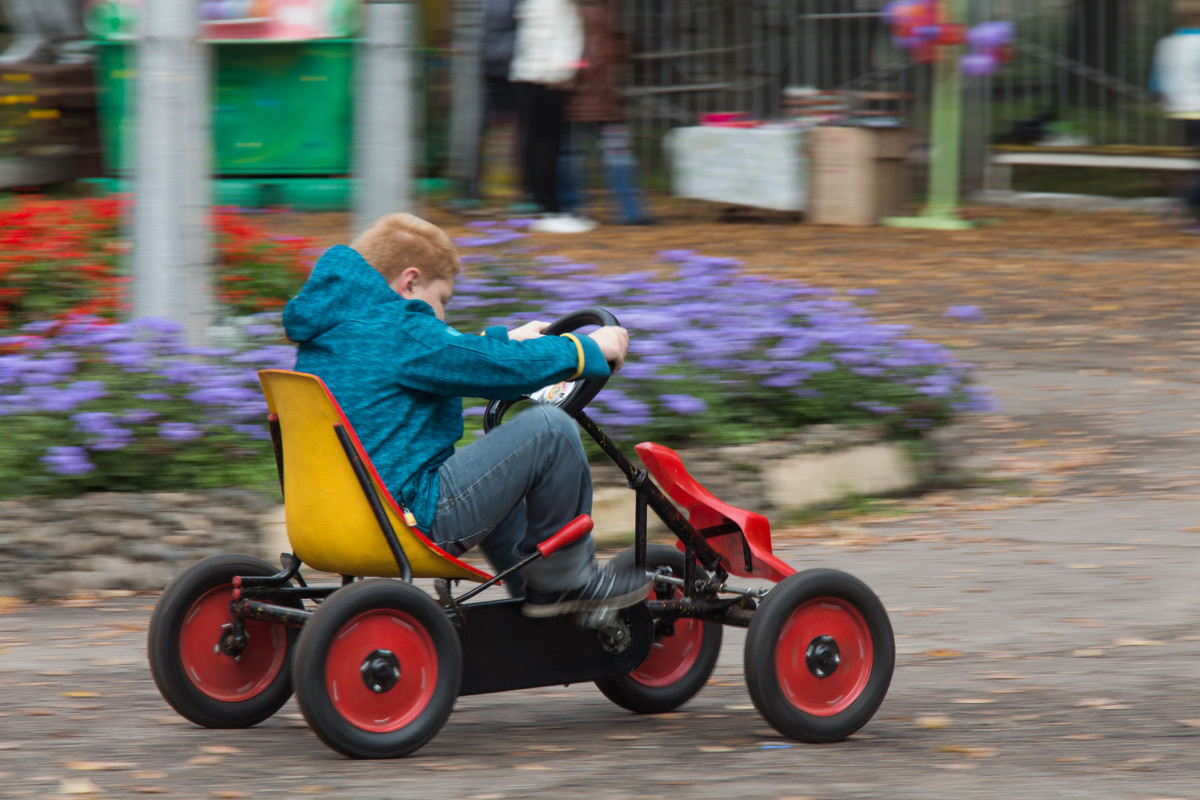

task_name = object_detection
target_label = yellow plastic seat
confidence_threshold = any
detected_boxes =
[257,369,490,583]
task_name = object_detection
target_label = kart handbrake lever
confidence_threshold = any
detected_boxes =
[536,514,594,557]
[449,514,595,606]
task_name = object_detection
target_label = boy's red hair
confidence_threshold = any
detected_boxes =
[351,213,462,284]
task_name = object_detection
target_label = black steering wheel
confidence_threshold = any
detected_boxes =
[482,307,619,432]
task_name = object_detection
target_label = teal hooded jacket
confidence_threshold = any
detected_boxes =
[282,244,609,530]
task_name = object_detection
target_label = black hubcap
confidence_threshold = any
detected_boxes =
[361,649,401,693]
[805,635,841,678]
[218,625,248,658]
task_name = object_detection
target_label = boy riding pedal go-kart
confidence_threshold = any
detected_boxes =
[147,213,895,759]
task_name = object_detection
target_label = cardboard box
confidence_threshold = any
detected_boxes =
[808,126,914,226]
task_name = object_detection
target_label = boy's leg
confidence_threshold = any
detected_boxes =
[429,405,594,591]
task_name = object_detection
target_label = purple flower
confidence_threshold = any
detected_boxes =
[41,445,95,476]
[659,394,708,415]
[158,421,203,441]
[71,411,117,436]
[943,305,986,321]
[122,408,158,424]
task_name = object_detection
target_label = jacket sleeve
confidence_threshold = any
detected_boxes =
[390,319,609,400]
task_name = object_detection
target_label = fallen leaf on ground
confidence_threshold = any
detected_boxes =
[58,778,101,795]
[936,745,998,758]
[915,715,952,729]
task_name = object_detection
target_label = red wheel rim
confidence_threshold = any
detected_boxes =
[179,585,287,702]
[774,596,873,716]
[631,586,703,688]
[325,609,438,733]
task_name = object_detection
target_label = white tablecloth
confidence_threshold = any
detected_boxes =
[665,125,807,212]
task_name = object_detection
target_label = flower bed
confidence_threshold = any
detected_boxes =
[0,207,991,504]
[452,220,992,449]
[0,195,315,330]
[0,314,294,499]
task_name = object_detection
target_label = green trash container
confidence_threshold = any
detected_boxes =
[86,0,358,209]
[95,40,354,177]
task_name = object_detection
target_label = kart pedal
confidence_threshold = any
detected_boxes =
[576,608,633,653]
[434,578,464,627]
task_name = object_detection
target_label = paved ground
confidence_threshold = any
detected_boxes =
[2,204,1200,799]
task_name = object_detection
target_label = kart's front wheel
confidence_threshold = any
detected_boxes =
[745,569,894,742]
[147,554,299,728]
[292,579,461,758]
[594,545,723,714]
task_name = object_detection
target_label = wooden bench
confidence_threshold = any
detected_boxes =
[986,144,1200,191]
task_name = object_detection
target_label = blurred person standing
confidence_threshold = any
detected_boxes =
[510,0,594,233]
[461,0,527,207]
[560,0,651,226]
[1151,0,1200,232]
[0,0,86,64]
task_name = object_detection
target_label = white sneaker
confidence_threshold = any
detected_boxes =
[529,214,599,234]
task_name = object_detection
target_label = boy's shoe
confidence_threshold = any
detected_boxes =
[522,563,653,618]
[529,214,598,234]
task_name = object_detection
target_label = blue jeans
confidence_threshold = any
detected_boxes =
[429,405,595,598]
[1186,120,1200,220]
[560,122,648,224]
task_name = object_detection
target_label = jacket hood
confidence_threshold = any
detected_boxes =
[283,245,408,343]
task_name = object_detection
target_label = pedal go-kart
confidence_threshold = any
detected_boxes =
[147,308,895,759]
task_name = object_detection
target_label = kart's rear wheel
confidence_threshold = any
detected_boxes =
[292,579,461,758]
[147,554,299,728]
[595,545,723,714]
[745,569,893,742]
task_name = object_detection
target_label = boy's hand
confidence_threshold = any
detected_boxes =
[508,320,549,341]
[588,326,629,372]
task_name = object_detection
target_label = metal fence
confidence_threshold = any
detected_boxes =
[617,0,1181,182]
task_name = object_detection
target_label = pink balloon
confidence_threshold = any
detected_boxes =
[961,51,998,77]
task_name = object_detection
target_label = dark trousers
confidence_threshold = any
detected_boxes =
[1186,121,1200,220]
[515,81,568,214]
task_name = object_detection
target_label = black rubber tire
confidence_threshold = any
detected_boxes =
[744,569,894,743]
[147,554,299,728]
[594,544,723,714]
[292,579,462,758]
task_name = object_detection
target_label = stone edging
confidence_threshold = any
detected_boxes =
[4,427,937,600]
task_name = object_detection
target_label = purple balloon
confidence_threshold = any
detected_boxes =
[968,21,1016,50]
[961,51,998,77]
[914,24,941,41]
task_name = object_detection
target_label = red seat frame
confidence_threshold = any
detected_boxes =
[635,442,795,583]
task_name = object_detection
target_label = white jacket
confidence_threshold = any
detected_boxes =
[1151,29,1200,118]
[509,0,584,85]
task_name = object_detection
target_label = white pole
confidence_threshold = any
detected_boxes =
[132,0,213,345]
[355,0,417,233]
[447,0,485,199]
